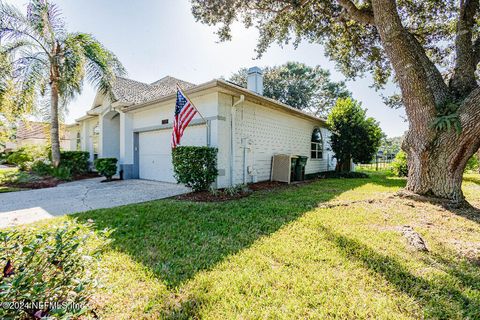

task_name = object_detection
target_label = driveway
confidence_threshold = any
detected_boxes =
[0,178,189,228]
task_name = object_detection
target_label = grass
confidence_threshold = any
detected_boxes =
[8,170,480,319]
[0,167,24,193]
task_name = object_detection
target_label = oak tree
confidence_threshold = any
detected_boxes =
[191,0,480,202]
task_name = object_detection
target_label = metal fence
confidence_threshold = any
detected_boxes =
[357,157,394,171]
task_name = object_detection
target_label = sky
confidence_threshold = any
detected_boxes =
[7,0,408,137]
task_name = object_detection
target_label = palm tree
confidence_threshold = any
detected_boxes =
[0,0,125,166]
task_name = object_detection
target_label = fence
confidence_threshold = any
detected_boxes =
[357,157,394,171]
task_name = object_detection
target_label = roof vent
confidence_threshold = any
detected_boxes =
[247,66,263,95]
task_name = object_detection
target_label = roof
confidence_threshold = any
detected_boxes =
[110,76,195,105]
[83,74,326,125]
[122,79,327,125]
[16,121,68,140]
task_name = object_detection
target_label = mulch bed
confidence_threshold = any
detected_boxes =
[175,181,289,202]
[4,172,100,190]
[176,190,252,202]
[73,172,100,181]
[7,177,61,189]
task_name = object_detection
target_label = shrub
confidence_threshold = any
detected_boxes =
[59,151,89,175]
[6,151,31,170]
[391,150,408,177]
[30,159,53,176]
[94,158,118,181]
[172,146,218,191]
[224,184,249,196]
[0,220,110,319]
[51,166,72,181]
[6,145,47,171]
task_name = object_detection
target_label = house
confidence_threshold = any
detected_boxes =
[73,67,336,188]
[13,121,75,150]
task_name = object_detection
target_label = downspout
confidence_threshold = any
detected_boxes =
[230,95,245,186]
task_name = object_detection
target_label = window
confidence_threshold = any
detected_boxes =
[76,132,81,150]
[311,128,323,159]
[92,123,100,160]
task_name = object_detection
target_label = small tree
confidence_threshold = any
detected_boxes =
[327,98,383,172]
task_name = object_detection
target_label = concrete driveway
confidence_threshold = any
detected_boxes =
[0,178,189,228]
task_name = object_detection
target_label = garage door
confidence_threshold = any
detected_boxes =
[138,125,207,182]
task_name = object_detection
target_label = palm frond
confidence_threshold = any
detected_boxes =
[66,33,126,98]
[0,1,50,54]
[26,0,65,45]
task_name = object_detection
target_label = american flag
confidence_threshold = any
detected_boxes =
[171,86,198,148]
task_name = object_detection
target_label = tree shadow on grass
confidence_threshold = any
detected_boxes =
[319,225,480,319]
[73,176,382,288]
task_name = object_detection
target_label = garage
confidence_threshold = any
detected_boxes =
[138,125,207,182]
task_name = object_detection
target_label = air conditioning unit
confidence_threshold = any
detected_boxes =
[271,154,297,183]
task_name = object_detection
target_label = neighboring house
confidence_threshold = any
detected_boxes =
[74,67,336,188]
[14,121,74,150]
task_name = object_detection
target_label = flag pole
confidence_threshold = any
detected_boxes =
[176,83,209,127]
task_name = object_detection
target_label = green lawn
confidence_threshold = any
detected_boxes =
[11,171,480,319]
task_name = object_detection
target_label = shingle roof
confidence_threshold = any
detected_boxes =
[111,76,195,105]
[16,121,67,140]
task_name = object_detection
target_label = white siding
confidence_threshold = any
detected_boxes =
[132,91,231,186]
[228,98,334,185]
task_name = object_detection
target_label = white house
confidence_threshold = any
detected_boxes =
[73,67,336,188]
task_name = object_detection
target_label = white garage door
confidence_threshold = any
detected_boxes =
[138,125,207,182]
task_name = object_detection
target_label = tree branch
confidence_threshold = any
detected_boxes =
[405,33,450,106]
[449,0,479,98]
[337,0,375,25]
[371,0,437,138]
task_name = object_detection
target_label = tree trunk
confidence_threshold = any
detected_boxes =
[370,0,480,202]
[50,81,61,167]
[403,92,480,203]
[336,157,351,172]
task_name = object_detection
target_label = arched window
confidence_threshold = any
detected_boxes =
[92,123,99,160]
[311,128,323,159]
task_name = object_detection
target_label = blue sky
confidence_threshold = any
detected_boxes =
[8,0,408,137]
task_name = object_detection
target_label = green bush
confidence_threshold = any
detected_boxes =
[59,151,89,175]
[6,151,31,170]
[0,220,110,319]
[391,150,408,177]
[94,158,118,181]
[172,146,218,191]
[6,145,47,171]
[30,159,53,176]
[466,154,479,172]
[51,166,72,181]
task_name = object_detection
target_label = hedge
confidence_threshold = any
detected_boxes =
[59,151,89,175]
[172,146,218,191]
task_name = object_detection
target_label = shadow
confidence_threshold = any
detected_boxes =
[319,226,480,319]
[73,175,383,288]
